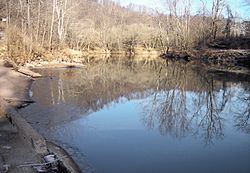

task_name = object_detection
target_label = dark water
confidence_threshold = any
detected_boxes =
[20,57,250,173]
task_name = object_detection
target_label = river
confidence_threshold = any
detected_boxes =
[19,57,250,173]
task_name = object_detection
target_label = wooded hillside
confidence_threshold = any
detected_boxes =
[0,0,249,64]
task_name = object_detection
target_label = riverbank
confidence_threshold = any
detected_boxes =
[0,60,38,173]
[0,36,250,173]
[0,49,249,173]
[1,33,249,70]
[161,49,250,72]
[12,48,250,72]
[0,60,82,173]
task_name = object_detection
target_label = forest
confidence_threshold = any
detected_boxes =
[0,0,249,64]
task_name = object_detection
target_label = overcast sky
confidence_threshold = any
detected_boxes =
[113,0,249,19]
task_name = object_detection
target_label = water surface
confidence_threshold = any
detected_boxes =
[20,57,250,173]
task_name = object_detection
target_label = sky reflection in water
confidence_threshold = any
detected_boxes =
[21,58,250,173]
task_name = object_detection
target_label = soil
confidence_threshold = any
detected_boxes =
[0,61,31,102]
[0,60,40,173]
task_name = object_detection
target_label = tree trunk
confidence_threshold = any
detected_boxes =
[49,0,56,50]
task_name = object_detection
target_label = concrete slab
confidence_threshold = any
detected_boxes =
[0,60,40,173]
[0,117,39,173]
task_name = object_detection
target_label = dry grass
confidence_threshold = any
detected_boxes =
[6,26,46,65]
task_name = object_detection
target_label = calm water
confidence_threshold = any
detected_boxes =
[20,57,250,173]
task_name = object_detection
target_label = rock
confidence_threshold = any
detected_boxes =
[24,63,35,68]
[2,145,12,150]
[3,59,19,69]
[3,164,10,172]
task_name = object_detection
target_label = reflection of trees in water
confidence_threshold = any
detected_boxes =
[42,58,168,114]
[141,62,249,145]
[142,89,190,138]
[192,78,226,145]
[36,58,250,143]
[234,87,250,133]
[141,62,190,138]
[65,58,159,112]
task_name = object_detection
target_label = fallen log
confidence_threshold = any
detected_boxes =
[3,97,35,104]
[17,67,42,78]
[4,59,42,78]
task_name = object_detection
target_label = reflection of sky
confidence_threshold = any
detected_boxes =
[113,0,250,19]
[54,86,250,173]
[28,61,250,173]
[78,100,145,130]
[54,85,249,136]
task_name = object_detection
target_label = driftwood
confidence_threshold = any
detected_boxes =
[19,155,68,173]
[19,155,67,167]
[3,97,35,104]
[17,67,42,78]
[4,59,42,78]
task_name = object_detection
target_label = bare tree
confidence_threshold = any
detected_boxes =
[224,5,233,38]
[1,0,248,63]
[211,0,225,39]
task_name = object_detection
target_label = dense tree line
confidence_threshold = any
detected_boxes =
[0,0,248,63]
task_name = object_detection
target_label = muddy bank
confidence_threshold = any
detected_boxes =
[27,48,250,71]
[200,49,250,67]
[0,60,82,173]
[0,60,39,173]
[0,61,32,103]
[161,49,250,68]
[17,47,161,66]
